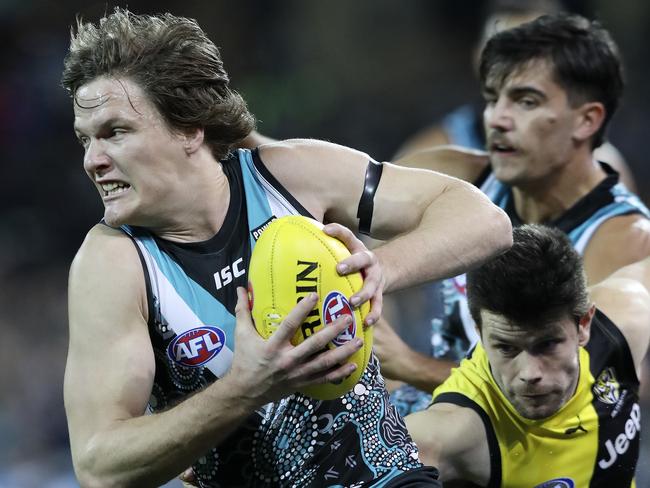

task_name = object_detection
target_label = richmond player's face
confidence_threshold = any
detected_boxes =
[481,310,590,420]
[73,76,190,229]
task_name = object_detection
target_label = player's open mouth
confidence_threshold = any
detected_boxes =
[521,392,550,400]
[491,142,515,153]
[101,182,131,197]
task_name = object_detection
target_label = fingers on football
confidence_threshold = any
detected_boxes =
[269,292,319,345]
[291,315,363,383]
[337,248,376,277]
[323,223,365,259]
[235,287,256,330]
[346,254,384,324]
[364,291,382,326]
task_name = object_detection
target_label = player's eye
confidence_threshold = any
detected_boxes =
[495,343,517,356]
[77,135,90,148]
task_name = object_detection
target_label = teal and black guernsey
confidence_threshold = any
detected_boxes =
[121,149,422,487]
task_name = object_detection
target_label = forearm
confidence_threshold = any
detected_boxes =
[378,182,511,292]
[73,377,256,488]
[385,349,456,393]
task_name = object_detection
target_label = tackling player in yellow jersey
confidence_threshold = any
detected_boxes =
[407,225,650,487]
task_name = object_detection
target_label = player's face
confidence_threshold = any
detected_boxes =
[73,77,188,228]
[481,310,589,420]
[483,59,581,187]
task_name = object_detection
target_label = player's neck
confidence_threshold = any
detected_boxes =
[512,154,606,224]
[152,157,232,243]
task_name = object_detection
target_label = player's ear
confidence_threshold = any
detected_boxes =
[572,102,605,144]
[577,304,596,347]
[182,127,205,155]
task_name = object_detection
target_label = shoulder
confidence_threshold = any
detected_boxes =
[394,145,489,182]
[258,138,370,165]
[69,224,147,322]
[583,213,650,284]
[407,402,489,484]
[255,139,371,221]
[590,264,650,370]
[71,224,141,277]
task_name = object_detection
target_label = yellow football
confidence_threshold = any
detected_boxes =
[248,215,372,400]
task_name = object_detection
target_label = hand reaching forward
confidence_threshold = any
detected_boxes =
[227,287,364,406]
[324,223,384,326]
[372,316,415,381]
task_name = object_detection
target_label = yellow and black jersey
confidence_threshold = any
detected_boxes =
[433,310,640,488]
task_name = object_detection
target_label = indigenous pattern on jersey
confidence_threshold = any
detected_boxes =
[121,149,422,488]
[433,310,640,488]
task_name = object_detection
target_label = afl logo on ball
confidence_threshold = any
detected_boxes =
[167,326,226,367]
[322,291,356,346]
[534,478,574,488]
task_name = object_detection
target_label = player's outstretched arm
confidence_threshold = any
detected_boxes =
[406,403,488,485]
[65,225,362,487]
[373,317,455,391]
[589,257,650,374]
[394,144,490,182]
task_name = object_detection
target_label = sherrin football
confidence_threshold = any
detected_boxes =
[248,215,372,400]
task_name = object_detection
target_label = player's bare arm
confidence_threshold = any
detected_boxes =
[394,145,490,182]
[406,403,489,485]
[373,317,454,391]
[65,224,362,487]
[589,260,650,375]
[260,139,512,292]
[392,125,455,159]
[583,214,650,285]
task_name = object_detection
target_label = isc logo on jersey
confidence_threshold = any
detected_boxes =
[167,326,226,367]
[534,479,574,488]
[323,291,356,346]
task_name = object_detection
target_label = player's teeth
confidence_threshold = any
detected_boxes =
[102,182,129,195]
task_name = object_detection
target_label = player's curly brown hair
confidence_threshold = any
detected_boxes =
[61,7,254,160]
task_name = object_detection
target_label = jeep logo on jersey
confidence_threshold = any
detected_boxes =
[598,403,640,470]
[322,291,356,346]
[593,367,620,404]
[534,479,574,488]
[167,326,226,367]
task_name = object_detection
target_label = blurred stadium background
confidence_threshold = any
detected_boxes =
[1,0,649,486]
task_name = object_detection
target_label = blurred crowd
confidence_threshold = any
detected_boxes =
[1,0,650,486]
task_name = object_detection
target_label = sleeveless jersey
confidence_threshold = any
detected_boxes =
[121,149,422,488]
[390,163,650,417]
[433,310,640,488]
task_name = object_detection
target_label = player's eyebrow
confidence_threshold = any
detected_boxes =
[74,116,131,135]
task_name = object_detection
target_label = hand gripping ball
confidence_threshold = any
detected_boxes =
[248,215,372,400]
